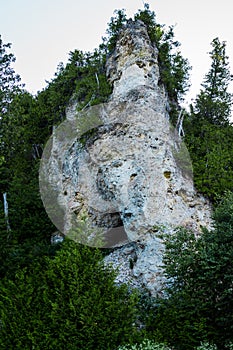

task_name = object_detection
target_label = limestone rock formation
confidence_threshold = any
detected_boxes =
[40,20,212,296]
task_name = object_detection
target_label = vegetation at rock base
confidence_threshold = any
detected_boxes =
[143,192,233,350]
[0,3,233,349]
[0,239,139,349]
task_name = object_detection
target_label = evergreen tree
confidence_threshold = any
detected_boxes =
[193,37,232,125]
[184,38,233,201]
[105,9,127,52]
[134,3,157,42]
[0,240,139,349]
[0,35,22,115]
[151,192,233,349]
[0,36,23,191]
[134,4,191,106]
[0,90,56,278]
[185,122,233,202]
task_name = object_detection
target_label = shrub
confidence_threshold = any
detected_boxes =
[0,239,139,350]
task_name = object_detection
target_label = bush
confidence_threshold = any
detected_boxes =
[148,192,233,350]
[0,239,139,350]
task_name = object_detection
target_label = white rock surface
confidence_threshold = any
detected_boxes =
[40,20,212,295]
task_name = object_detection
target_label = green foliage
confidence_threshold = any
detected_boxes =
[37,48,112,127]
[185,122,233,202]
[151,192,233,349]
[156,26,191,105]
[1,91,47,166]
[0,239,139,349]
[0,28,114,285]
[134,3,157,43]
[0,158,57,280]
[36,59,78,125]
[0,42,56,279]
[118,340,233,350]
[193,38,232,125]
[0,37,112,280]
[0,35,22,115]
[73,50,112,110]
[0,90,56,272]
[8,164,53,240]
[1,11,233,350]
[105,9,127,52]
[184,38,233,202]
[118,339,170,350]
[134,4,191,107]
[103,4,191,110]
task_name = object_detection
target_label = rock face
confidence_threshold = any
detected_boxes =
[40,20,212,296]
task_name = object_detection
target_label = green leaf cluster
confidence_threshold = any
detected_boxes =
[195,38,232,126]
[185,123,233,202]
[146,193,233,349]
[1,9,233,350]
[135,4,191,106]
[0,35,22,115]
[184,37,233,203]
[0,240,139,350]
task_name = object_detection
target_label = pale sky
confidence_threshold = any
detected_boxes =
[1,0,233,106]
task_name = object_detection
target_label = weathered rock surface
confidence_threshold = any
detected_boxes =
[40,20,212,296]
